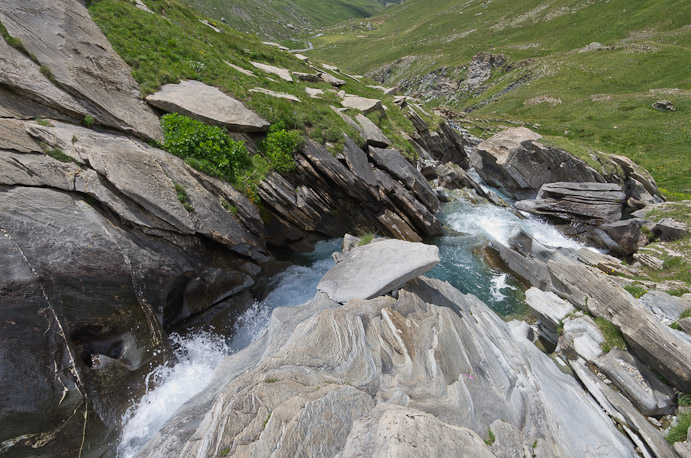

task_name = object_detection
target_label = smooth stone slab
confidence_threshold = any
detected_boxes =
[249,88,300,102]
[317,239,439,302]
[250,61,293,82]
[341,95,383,114]
[146,80,269,132]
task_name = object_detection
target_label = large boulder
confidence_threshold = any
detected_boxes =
[146,80,270,132]
[340,95,383,114]
[474,128,604,200]
[515,182,626,223]
[136,276,636,458]
[355,113,390,147]
[0,0,162,141]
[593,219,648,254]
[317,239,439,302]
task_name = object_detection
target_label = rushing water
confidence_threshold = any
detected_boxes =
[116,239,340,458]
[116,187,586,455]
[427,190,585,317]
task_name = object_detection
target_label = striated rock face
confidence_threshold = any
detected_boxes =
[137,271,635,457]
[515,182,626,224]
[256,139,442,249]
[489,231,691,392]
[0,119,269,456]
[0,0,162,141]
[146,80,270,132]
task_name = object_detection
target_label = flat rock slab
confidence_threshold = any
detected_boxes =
[317,239,439,302]
[341,95,383,114]
[250,61,293,82]
[355,114,390,147]
[320,72,346,87]
[225,62,256,77]
[516,182,625,222]
[249,88,300,102]
[146,80,269,132]
[305,87,324,98]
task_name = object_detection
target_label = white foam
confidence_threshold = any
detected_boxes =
[117,332,231,458]
[489,273,517,302]
[117,239,340,457]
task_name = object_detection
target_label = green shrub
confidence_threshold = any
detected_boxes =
[666,412,691,444]
[679,393,691,407]
[484,429,495,446]
[83,114,95,128]
[161,113,250,181]
[262,122,303,174]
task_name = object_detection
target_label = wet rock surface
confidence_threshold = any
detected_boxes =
[137,269,635,458]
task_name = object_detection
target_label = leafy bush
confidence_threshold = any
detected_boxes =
[161,113,250,181]
[83,114,95,128]
[262,122,303,174]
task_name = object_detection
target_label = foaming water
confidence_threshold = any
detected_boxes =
[429,191,583,316]
[117,239,340,457]
[117,332,231,458]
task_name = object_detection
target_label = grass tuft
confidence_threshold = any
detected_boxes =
[594,318,627,353]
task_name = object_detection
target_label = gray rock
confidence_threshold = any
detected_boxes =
[598,349,676,416]
[341,404,495,458]
[225,62,256,77]
[474,128,603,200]
[137,276,636,458]
[294,71,321,82]
[516,182,625,223]
[146,80,269,132]
[0,0,162,141]
[569,358,677,458]
[317,239,439,302]
[369,146,441,213]
[638,291,689,325]
[467,52,507,90]
[342,136,377,188]
[304,87,325,98]
[355,114,390,147]
[250,61,293,82]
[436,162,492,200]
[560,315,606,362]
[0,36,87,124]
[319,71,346,87]
[340,95,383,114]
[653,218,690,242]
[652,100,676,112]
[547,260,691,391]
[249,87,300,102]
[680,318,691,334]
[525,288,575,342]
[634,252,665,270]
[594,219,648,255]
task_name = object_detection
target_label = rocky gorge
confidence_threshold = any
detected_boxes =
[1,1,691,458]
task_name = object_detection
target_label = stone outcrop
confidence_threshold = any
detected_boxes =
[355,113,390,147]
[0,119,270,455]
[250,61,293,82]
[146,80,270,132]
[255,139,443,249]
[593,219,649,255]
[0,0,162,141]
[317,239,439,302]
[407,108,471,168]
[474,128,604,200]
[515,182,626,223]
[136,264,635,457]
[489,231,691,391]
[340,95,383,114]
[467,52,507,90]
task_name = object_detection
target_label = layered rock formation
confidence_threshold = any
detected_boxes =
[136,241,635,458]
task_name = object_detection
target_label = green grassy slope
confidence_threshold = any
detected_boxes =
[88,0,419,196]
[181,0,397,40]
[311,0,691,198]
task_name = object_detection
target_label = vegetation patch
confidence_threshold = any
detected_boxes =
[594,318,627,353]
[358,233,374,246]
[623,284,647,299]
[666,412,690,444]
[484,429,495,446]
[162,113,250,181]
[262,122,303,174]
[174,182,194,212]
